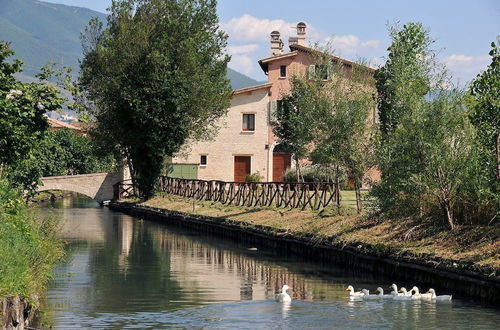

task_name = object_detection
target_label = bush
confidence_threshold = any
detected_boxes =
[245,172,262,182]
[0,180,63,301]
[284,164,347,183]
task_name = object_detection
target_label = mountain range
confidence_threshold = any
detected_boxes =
[0,0,259,89]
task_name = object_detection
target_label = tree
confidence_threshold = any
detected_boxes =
[273,77,318,182]
[468,38,500,190]
[374,22,435,136]
[0,42,64,189]
[311,60,376,214]
[79,0,232,198]
[7,129,115,194]
[372,23,497,229]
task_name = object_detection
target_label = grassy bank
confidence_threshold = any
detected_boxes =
[140,193,499,273]
[0,180,63,309]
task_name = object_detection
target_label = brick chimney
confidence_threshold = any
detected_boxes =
[270,31,283,55]
[296,22,306,46]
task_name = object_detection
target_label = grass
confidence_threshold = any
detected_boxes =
[137,192,499,272]
[0,181,64,304]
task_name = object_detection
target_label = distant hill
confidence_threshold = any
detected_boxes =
[0,0,259,89]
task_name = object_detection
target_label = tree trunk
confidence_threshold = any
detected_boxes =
[496,131,499,182]
[127,155,137,196]
[335,165,341,210]
[354,178,363,214]
[441,199,455,230]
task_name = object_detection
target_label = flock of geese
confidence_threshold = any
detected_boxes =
[347,284,452,301]
[275,284,452,303]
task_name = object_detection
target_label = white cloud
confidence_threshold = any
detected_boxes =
[229,55,255,75]
[324,35,381,55]
[221,14,320,44]
[442,54,490,83]
[227,44,259,55]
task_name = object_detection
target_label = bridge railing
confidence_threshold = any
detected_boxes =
[158,176,338,210]
[113,179,135,200]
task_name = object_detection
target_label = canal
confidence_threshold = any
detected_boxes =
[37,194,499,329]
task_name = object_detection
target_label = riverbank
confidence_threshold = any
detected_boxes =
[0,181,64,329]
[29,190,73,204]
[109,193,499,304]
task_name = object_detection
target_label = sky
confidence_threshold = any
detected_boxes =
[44,0,500,84]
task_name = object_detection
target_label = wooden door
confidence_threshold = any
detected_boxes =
[234,156,251,182]
[273,153,291,182]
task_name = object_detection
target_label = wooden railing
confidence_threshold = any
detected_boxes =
[113,179,135,200]
[158,176,338,210]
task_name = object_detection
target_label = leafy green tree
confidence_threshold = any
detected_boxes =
[374,22,435,135]
[79,0,232,198]
[273,77,318,181]
[7,129,115,194]
[0,42,64,188]
[468,38,500,189]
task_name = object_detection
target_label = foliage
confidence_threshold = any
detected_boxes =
[374,22,436,135]
[0,42,63,172]
[468,38,500,190]
[372,23,497,229]
[0,179,63,301]
[6,129,115,194]
[283,165,347,184]
[245,172,262,183]
[79,0,232,199]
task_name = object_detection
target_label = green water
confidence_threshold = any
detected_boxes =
[37,195,499,329]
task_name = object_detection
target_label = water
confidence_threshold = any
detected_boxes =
[38,195,500,329]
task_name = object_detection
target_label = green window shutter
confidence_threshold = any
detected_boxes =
[269,100,278,123]
[327,64,334,80]
[308,65,316,80]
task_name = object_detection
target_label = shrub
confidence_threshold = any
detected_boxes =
[245,172,262,182]
[0,180,63,301]
[284,165,347,183]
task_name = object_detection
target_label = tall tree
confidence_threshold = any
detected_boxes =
[79,0,232,198]
[468,38,500,189]
[374,22,434,135]
[0,42,63,190]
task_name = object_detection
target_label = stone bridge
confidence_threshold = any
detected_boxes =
[37,172,126,204]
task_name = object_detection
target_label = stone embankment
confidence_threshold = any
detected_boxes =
[0,296,36,330]
[109,201,500,305]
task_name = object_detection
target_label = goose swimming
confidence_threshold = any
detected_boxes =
[389,283,403,296]
[427,288,452,301]
[393,287,412,300]
[276,285,292,302]
[346,285,365,297]
[362,289,380,300]
[375,287,393,299]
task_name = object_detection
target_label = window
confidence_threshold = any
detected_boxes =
[308,64,333,80]
[279,65,287,78]
[200,155,207,165]
[242,114,255,131]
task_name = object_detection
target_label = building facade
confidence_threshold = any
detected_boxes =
[172,22,378,184]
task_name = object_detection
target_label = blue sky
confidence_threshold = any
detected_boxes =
[44,0,500,84]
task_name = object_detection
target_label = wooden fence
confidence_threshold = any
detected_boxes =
[157,177,338,210]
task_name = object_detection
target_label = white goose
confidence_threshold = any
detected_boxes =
[427,288,452,301]
[375,287,394,299]
[361,289,380,300]
[410,286,423,300]
[393,287,412,300]
[276,285,292,302]
[389,283,403,296]
[346,285,365,297]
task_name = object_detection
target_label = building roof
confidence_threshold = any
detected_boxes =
[47,117,82,131]
[258,51,299,74]
[258,44,376,75]
[233,82,273,95]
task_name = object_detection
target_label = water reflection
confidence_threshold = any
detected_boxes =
[39,195,500,329]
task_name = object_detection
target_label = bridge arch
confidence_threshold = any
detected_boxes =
[37,172,124,204]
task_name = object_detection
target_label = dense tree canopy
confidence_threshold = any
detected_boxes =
[468,39,500,189]
[79,0,232,198]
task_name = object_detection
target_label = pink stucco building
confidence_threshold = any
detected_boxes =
[173,22,379,185]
